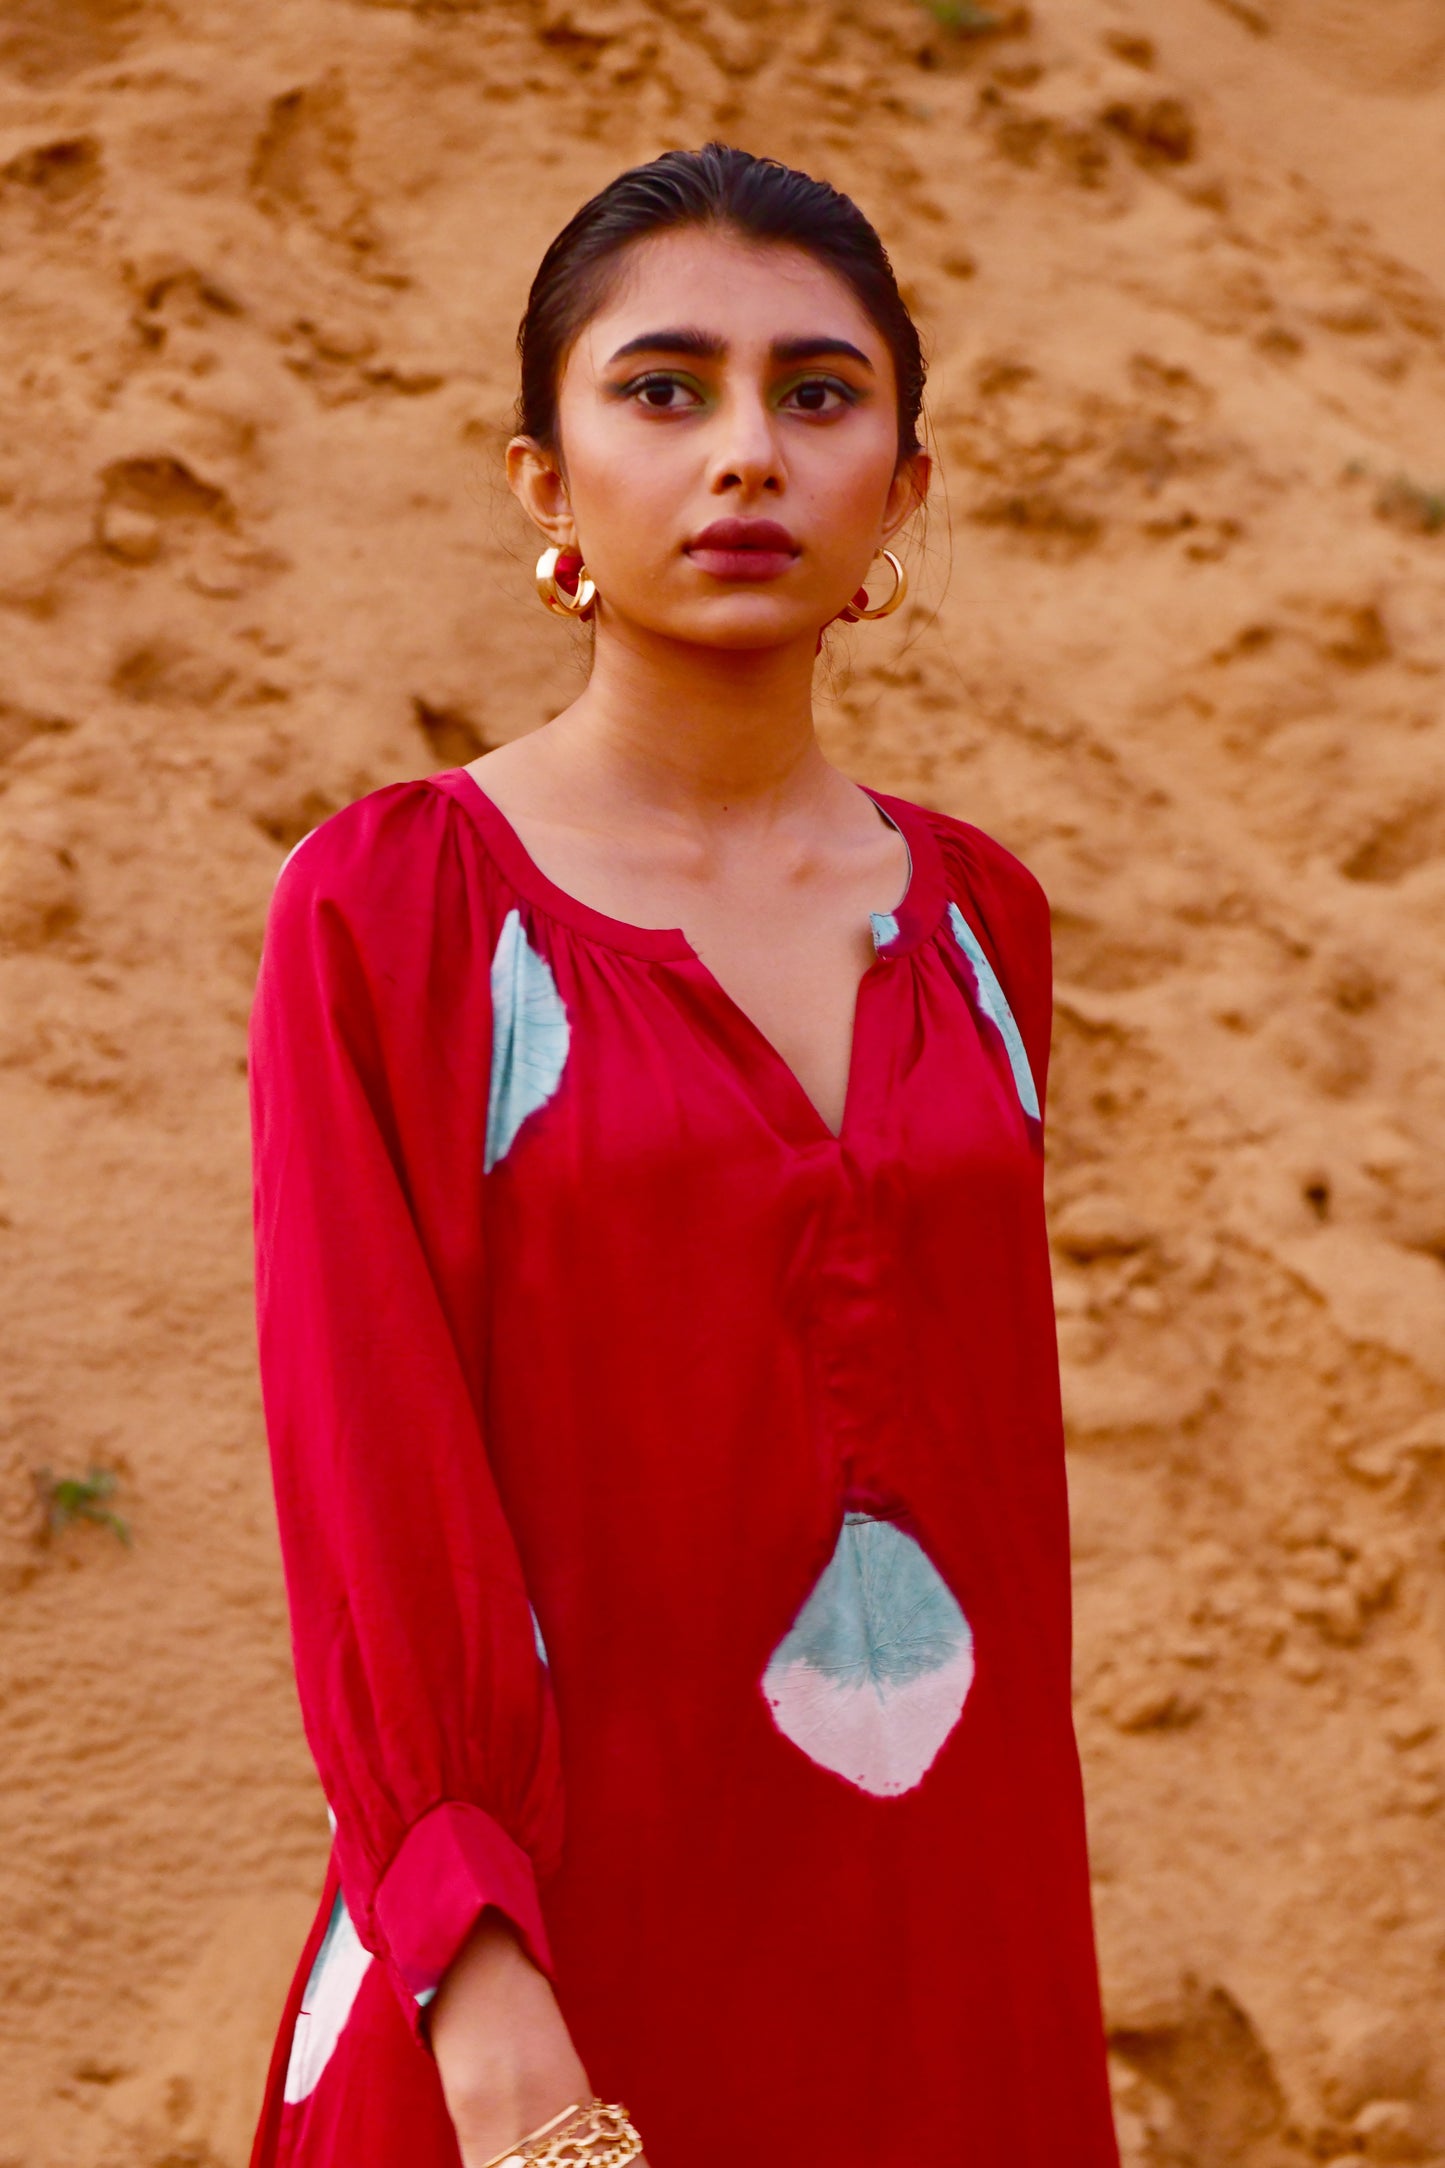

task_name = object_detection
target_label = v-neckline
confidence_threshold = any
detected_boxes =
[435,768,949,1147]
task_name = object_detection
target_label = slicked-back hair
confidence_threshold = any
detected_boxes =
[516,143,927,463]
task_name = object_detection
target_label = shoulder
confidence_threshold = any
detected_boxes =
[920,807,1051,1030]
[877,792,1055,1106]
[923,803,1048,922]
[260,773,507,1004]
[265,772,514,942]
[875,791,1051,961]
[269,776,465,923]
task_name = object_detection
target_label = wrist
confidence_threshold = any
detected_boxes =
[475,2101,646,2168]
[431,1913,589,2165]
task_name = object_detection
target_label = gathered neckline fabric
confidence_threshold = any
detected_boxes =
[433,770,951,1145]
[438,769,949,965]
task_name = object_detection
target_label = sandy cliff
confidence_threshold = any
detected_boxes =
[1,3,1443,2164]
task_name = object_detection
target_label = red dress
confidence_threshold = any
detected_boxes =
[247,769,1118,2168]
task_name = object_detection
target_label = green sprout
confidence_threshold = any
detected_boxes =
[921,0,1001,32]
[1376,474,1445,535]
[35,1466,131,1546]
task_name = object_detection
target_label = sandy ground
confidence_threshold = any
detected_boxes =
[1,2,1443,2163]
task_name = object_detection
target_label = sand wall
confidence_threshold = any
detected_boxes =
[1,4,1443,2164]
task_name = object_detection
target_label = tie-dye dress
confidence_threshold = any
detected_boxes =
[247,769,1119,2168]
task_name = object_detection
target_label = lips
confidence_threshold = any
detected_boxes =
[685,518,799,583]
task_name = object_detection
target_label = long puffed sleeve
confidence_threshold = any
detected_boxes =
[249,783,563,2034]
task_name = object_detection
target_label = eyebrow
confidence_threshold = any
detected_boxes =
[605,328,875,371]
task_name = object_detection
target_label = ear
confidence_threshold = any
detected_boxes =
[506,436,579,549]
[882,447,932,540]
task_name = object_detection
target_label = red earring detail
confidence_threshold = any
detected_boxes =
[536,546,598,619]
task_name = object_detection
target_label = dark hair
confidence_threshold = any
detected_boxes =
[516,144,926,463]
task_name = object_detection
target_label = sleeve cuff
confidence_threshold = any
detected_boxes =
[374,1800,554,2030]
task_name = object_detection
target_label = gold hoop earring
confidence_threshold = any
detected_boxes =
[535,546,597,620]
[839,548,907,623]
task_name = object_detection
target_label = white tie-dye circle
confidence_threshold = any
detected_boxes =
[283,1889,374,2103]
[485,909,571,1173]
[763,1515,975,1797]
[947,901,1039,1119]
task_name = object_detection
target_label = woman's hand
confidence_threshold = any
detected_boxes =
[430,1912,592,2167]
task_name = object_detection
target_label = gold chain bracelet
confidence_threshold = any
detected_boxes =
[481,2099,643,2168]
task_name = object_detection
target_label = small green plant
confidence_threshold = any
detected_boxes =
[921,0,1001,32]
[34,1466,130,1546]
[1376,474,1445,535]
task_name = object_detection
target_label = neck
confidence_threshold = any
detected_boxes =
[545,610,834,823]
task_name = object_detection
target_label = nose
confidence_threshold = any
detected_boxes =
[705,385,783,498]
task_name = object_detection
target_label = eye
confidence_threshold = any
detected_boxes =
[780,376,859,416]
[623,373,705,412]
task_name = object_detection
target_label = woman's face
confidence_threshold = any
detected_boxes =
[510,226,929,651]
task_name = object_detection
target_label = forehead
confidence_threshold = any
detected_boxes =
[570,225,892,368]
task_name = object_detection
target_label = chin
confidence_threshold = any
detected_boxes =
[700,625,809,653]
[647,602,817,653]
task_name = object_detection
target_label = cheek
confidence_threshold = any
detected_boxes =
[802,436,902,544]
[563,421,688,564]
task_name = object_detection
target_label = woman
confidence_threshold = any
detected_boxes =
[249,145,1119,2168]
